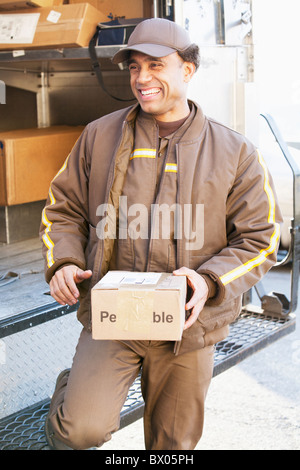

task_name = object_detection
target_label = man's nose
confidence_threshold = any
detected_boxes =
[137,67,152,84]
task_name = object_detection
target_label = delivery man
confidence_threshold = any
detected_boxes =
[41,18,282,450]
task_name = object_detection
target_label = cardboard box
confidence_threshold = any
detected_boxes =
[91,271,187,341]
[0,125,84,205]
[68,0,148,20]
[0,0,55,11]
[0,3,107,49]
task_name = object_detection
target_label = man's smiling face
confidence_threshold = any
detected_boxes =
[128,51,194,122]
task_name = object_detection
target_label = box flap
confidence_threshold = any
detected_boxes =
[94,271,163,290]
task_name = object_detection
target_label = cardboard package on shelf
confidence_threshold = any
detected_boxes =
[0,125,84,206]
[0,0,58,11]
[68,0,149,19]
[0,2,107,49]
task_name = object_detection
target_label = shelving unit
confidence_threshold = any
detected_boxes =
[0,44,134,243]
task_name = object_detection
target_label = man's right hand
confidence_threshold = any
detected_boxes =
[49,265,92,306]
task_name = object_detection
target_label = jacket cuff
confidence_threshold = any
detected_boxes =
[201,274,217,298]
[197,269,225,306]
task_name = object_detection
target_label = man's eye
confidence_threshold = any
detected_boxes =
[129,64,138,72]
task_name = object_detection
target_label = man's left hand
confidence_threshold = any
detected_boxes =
[173,267,209,330]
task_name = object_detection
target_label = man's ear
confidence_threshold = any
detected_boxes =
[183,62,196,83]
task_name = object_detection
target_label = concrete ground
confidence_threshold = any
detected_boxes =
[102,266,300,451]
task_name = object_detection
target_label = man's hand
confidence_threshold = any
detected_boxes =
[49,265,92,306]
[173,267,209,330]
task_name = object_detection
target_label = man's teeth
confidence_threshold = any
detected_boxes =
[140,88,160,96]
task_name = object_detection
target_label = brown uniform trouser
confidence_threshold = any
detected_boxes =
[48,328,214,450]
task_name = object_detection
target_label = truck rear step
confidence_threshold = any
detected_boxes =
[0,306,295,450]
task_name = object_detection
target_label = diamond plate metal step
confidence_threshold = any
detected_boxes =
[0,310,295,450]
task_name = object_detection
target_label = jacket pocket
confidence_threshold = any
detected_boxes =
[116,237,135,270]
[197,296,242,333]
[175,320,205,355]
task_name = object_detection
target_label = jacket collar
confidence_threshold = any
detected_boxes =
[124,100,207,142]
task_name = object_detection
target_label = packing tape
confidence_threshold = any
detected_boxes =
[116,290,154,333]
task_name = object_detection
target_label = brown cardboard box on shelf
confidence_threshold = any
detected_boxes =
[68,0,150,20]
[0,125,84,206]
[0,3,107,50]
[91,271,187,341]
[0,0,58,11]
[0,0,53,10]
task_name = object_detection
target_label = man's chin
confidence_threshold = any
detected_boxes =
[138,101,162,117]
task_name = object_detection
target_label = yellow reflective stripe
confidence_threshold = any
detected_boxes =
[165,163,177,173]
[258,149,276,223]
[220,149,280,286]
[41,155,70,268]
[54,157,69,180]
[130,148,156,160]
[41,206,55,267]
[42,231,54,267]
[220,225,280,285]
[48,186,56,206]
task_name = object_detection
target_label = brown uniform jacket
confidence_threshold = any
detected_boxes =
[40,102,282,354]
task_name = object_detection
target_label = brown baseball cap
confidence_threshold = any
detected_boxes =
[112,18,192,64]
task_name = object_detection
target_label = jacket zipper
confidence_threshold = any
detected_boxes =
[88,120,130,330]
[146,130,168,270]
[174,143,182,355]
